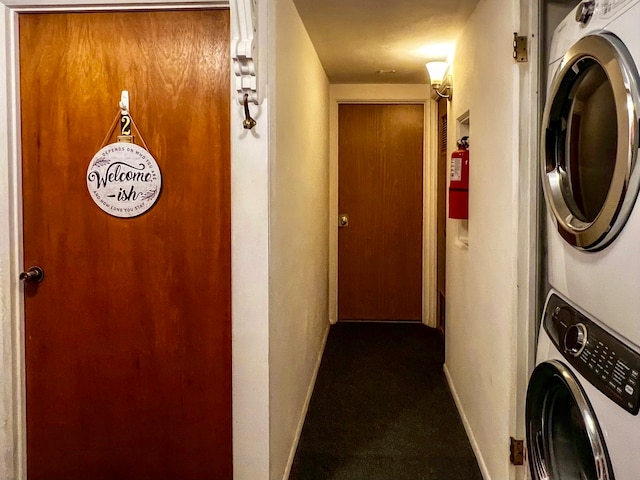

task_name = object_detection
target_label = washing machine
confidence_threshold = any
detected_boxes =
[542,0,640,347]
[526,290,640,479]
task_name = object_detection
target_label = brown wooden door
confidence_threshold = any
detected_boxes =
[20,11,231,480]
[338,104,423,321]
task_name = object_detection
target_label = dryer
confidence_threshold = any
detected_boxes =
[526,291,640,479]
[542,0,640,346]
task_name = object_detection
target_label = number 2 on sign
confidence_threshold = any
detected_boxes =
[121,115,131,136]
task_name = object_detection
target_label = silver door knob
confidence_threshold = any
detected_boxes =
[20,266,44,284]
[339,214,349,227]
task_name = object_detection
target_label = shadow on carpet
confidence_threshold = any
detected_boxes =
[289,322,484,480]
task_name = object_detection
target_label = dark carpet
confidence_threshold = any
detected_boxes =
[289,322,484,480]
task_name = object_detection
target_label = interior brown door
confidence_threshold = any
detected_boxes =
[338,104,423,321]
[20,11,231,480]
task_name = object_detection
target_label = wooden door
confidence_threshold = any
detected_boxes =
[338,104,423,321]
[20,11,231,480]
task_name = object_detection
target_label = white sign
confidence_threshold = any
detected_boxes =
[450,157,462,182]
[87,143,162,218]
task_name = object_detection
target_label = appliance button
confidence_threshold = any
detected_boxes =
[625,384,634,396]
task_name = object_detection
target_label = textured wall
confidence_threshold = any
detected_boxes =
[444,0,520,478]
[269,0,331,478]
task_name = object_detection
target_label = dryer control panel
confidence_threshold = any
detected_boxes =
[598,0,636,18]
[544,293,640,415]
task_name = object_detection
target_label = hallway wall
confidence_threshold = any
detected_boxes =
[268,0,331,478]
[443,0,522,479]
[231,0,271,477]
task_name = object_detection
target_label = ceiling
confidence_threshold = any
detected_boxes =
[292,0,480,84]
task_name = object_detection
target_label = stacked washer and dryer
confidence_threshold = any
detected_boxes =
[527,0,640,478]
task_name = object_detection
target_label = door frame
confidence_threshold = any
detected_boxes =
[0,2,269,479]
[329,84,436,327]
[514,0,541,477]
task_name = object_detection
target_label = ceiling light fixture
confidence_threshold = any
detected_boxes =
[425,61,452,101]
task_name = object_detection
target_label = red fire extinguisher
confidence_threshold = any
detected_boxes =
[449,136,469,219]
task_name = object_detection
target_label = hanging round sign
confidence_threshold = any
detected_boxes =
[86,143,162,218]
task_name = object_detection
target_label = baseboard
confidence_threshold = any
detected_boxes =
[281,324,330,480]
[443,364,491,480]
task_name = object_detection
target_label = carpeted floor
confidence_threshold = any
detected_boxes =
[289,322,484,480]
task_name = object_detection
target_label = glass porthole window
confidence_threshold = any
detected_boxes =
[542,34,640,250]
[526,361,614,480]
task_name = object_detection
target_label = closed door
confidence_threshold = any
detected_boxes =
[338,104,423,321]
[20,11,231,480]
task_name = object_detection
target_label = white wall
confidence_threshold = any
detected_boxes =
[443,0,522,479]
[268,0,331,479]
[232,0,271,477]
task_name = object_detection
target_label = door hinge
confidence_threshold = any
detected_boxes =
[513,33,528,62]
[510,437,525,465]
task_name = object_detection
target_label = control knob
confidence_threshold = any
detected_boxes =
[564,323,588,357]
[575,1,595,25]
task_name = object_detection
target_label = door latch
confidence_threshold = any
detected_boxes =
[338,214,349,228]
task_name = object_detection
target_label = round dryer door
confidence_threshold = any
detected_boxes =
[542,33,640,250]
[526,360,614,480]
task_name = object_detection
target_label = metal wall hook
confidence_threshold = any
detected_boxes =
[243,93,256,130]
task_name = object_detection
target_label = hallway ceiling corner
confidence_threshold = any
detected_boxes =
[292,0,480,84]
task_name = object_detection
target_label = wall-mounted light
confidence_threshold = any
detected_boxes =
[425,61,452,101]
